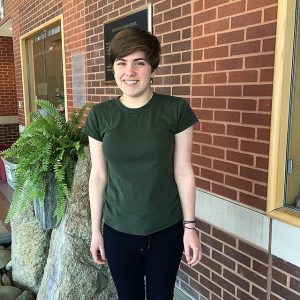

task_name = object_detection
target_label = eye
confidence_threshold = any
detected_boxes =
[116,61,126,66]
[134,61,146,67]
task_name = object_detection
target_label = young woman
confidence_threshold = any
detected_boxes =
[83,27,202,300]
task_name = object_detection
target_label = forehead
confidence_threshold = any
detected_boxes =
[116,50,147,60]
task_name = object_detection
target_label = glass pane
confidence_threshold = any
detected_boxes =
[285,8,300,209]
[33,31,47,100]
[25,23,64,117]
[45,25,64,112]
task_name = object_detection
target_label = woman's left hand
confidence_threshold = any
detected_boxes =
[183,229,202,267]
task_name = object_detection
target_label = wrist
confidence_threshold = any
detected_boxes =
[92,225,102,234]
[184,225,196,231]
[183,220,196,228]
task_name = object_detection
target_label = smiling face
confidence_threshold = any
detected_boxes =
[113,50,154,103]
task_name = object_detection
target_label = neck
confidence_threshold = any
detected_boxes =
[120,90,154,109]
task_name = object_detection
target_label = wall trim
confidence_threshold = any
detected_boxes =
[195,189,270,250]
[0,116,18,124]
[196,189,300,268]
[272,219,300,268]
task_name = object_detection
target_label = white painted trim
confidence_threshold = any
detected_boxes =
[195,189,300,268]
[0,116,18,124]
[19,125,25,134]
[271,219,300,268]
[195,189,270,250]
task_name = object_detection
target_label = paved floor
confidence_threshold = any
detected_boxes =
[0,180,12,232]
[174,288,191,300]
[0,180,13,202]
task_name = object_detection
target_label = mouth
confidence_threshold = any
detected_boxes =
[123,80,138,86]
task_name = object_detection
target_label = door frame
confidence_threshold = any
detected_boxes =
[267,0,300,226]
[20,15,67,125]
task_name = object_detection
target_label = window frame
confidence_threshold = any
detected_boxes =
[20,15,67,125]
[267,0,300,226]
[0,0,4,20]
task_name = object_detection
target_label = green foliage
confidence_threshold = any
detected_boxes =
[3,100,92,224]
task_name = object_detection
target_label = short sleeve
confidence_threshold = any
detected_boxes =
[82,106,105,141]
[175,99,199,134]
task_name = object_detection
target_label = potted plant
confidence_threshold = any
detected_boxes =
[3,100,91,229]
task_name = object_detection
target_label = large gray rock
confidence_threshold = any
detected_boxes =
[0,286,22,300]
[11,204,50,293]
[0,249,11,268]
[16,290,36,300]
[37,148,117,300]
[2,273,11,286]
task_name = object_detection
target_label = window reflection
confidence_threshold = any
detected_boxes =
[26,24,64,116]
[285,7,300,210]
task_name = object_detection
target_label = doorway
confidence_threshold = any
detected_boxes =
[25,22,65,116]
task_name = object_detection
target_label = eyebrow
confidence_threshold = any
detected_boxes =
[115,58,147,62]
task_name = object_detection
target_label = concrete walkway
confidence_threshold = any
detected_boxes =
[174,288,191,300]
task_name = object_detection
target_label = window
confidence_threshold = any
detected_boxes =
[25,23,64,116]
[20,16,66,124]
[267,0,300,226]
[285,1,300,210]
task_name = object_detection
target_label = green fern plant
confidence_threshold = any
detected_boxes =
[3,100,92,224]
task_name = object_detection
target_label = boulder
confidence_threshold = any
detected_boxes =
[37,148,117,299]
[10,203,50,293]
[2,273,11,286]
[0,249,11,268]
[16,290,36,300]
[0,286,22,300]
[6,260,12,271]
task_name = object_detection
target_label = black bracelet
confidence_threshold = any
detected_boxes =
[184,225,196,231]
[183,220,196,224]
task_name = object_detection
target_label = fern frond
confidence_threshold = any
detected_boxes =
[5,99,90,225]
[36,99,66,130]
[69,103,93,128]
[53,159,68,223]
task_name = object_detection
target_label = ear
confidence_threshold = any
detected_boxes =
[150,70,155,83]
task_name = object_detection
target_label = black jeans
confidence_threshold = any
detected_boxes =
[103,221,184,300]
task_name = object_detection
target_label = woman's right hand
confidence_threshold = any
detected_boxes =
[90,230,106,265]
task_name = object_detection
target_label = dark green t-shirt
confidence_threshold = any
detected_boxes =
[83,93,198,235]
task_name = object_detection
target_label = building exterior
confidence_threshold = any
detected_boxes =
[1,0,300,299]
[0,16,18,144]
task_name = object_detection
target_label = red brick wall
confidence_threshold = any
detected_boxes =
[4,0,63,125]
[5,0,87,120]
[4,1,300,300]
[19,0,62,35]
[5,1,24,124]
[5,0,277,211]
[271,256,300,299]
[191,0,277,211]
[0,36,17,116]
[63,0,86,116]
[0,36,19,144]
[177,219,300,300]
[0,124,19,144]
[84,0,277,212]
[85,0,192,102]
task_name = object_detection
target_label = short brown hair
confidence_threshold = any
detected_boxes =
[109,27,161,72]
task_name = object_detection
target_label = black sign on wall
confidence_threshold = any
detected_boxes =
[104,5,152,81]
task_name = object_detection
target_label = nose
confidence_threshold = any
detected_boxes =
[124,63,136,76]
